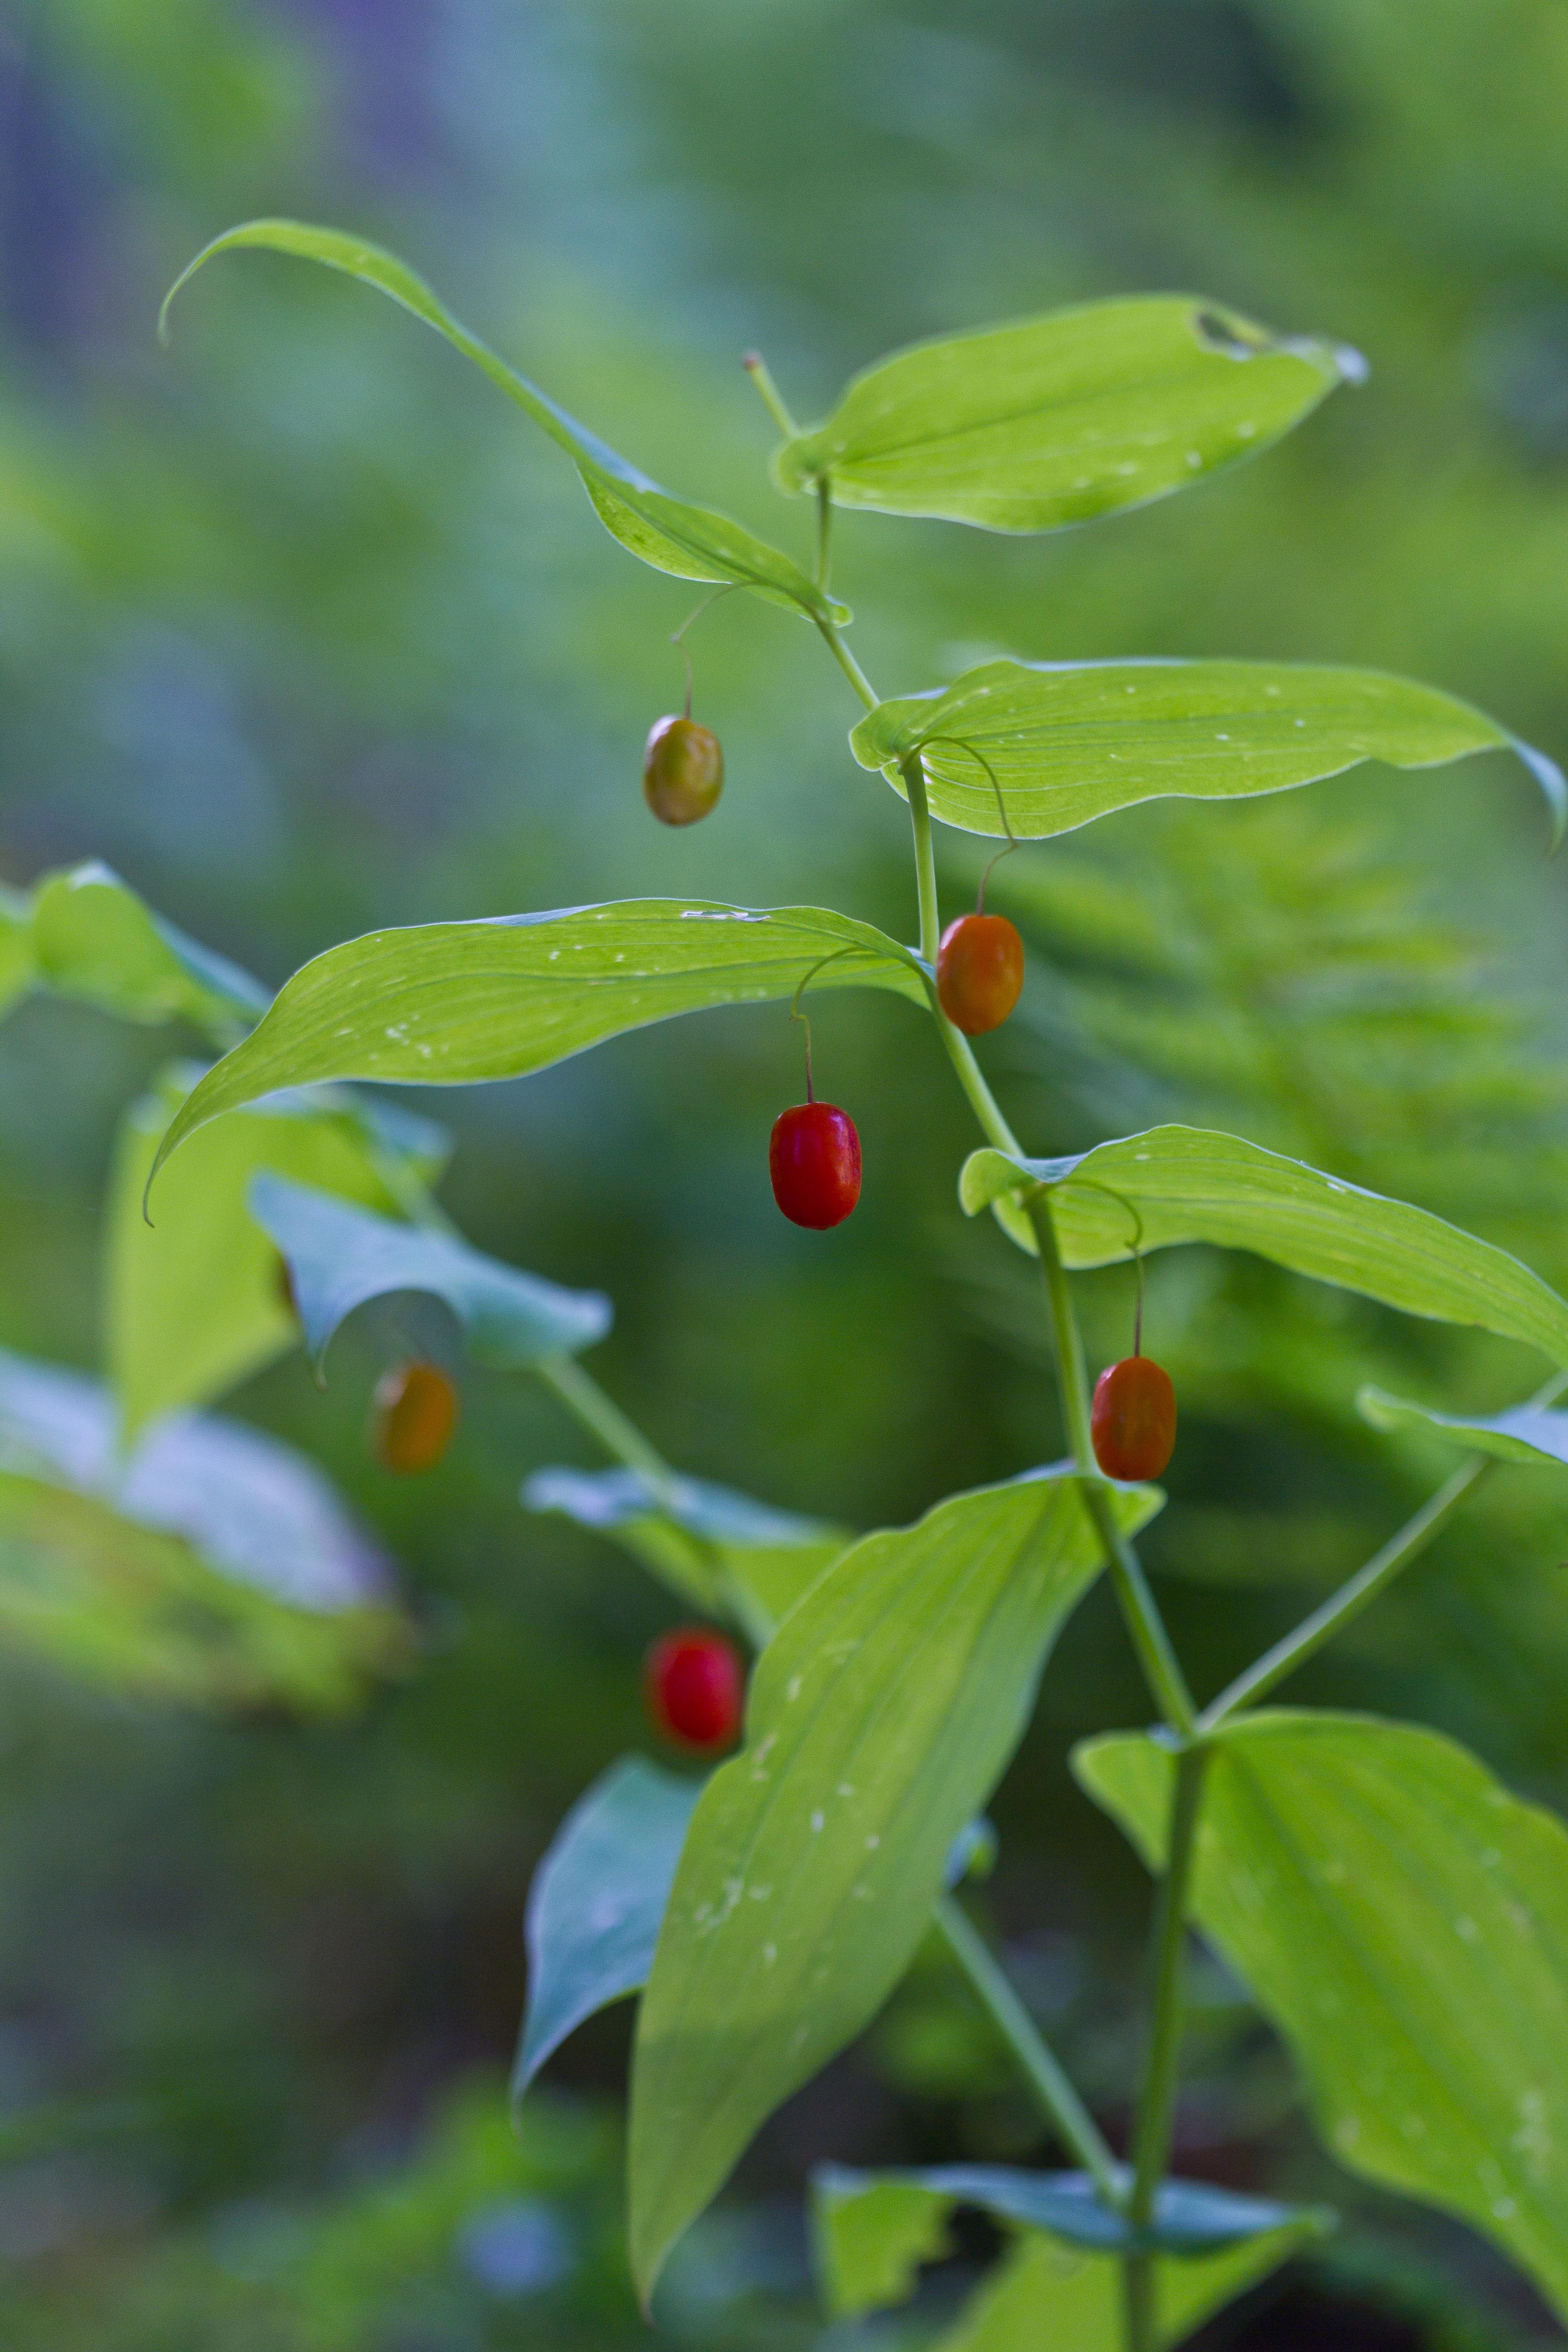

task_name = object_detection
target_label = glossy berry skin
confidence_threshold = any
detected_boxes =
[1091,1355,1177,1483]
[937,912,1024,1035]
[645,1628,744,1750]
[643,715,724,825]
[373,1359,459,1475]
[769,1102,861,1228]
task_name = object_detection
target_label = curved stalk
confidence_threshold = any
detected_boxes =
[901,751,942,966]
[812,614,878,712]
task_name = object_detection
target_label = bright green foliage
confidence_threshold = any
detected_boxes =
[161,221,847,625]
[148,900,926,1185]
[252,1175,611,1375]
[960,1124,1568,1364]
[523,1462,848,1626]
[27,861,270,1041]
[773,297,1354,532]
[516,1758,703,2099]
[849,661,1564,842]
[926,2224,1313,2352]
[813,2171,953,2317]
[0,883,34,1019]
[627,1465,1160,2298]
[108,1066,444,1444]
[1077,1712,1568,2323]
[1358,1386,1568,1469]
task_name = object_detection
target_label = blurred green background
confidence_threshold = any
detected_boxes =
[4,1,1568,2343]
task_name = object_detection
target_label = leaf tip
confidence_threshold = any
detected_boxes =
[1510,733,1568,850]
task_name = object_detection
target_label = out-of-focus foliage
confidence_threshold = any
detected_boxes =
[3,0,1568,2344]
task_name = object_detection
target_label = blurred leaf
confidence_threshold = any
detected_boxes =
[1076,1710,1568,2324]
[960,1125,1568,1365]
[162,220,847,623]
[251,1174,611,1375]
[813,2170,953,2318]
[927,2221,1313,2352]
[0,1350,402,1712]
[149,901,927,1184]
[850,661,1564,843]
[1358,1385,1568,1468]
[29,861,270,1042]
[774,297,1356,532]
[108,1064,448,1445]
[0,881,34,1018]
[515,1756,703,2100]
[627,1464,1161,2299]
[523,1462,848,1622]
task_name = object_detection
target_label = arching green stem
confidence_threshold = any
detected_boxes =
[813,615,878,712]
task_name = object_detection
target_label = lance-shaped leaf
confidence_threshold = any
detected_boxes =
[251,1176,611,1374]
[0,1350,404,1712]
[1358,1386,1568,1470]
[960,1125,1568,1364]
[924,2224,1315,2352]
[1076,1711,1568,2325]
[523,1463,848,1623]
[514,1764,989,2107]
[148,901,926,1187]
[849,660,1565,844]
[109,1065,449,1444]
[627,1464,1161,2299]
[774,296,1357,532]
[515,1757,703,2100]
[30,861,270,1041]
[162,221,845,625]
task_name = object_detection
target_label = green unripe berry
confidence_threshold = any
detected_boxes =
[643,715,723,825]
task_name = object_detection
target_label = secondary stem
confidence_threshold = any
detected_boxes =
[901,751,942,966]
[935,1894,1124,2206]
[812,614,878,712]
[1122,1741,1210,2352]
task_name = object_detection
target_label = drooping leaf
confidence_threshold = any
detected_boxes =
[161,220,846,624]
[774,296,1357,533]
[148,901,926,1186]
[959,1125,1568,1364]
[108,1064,450,1444]
[522,1462,848,1623]
[1076,1710,1568,2323]
[627,1464,1161,2298]
[514,1757,703,2100]
[29,861,270,1041]
[1358,1385,1568,1469]
[849,660,1564,843]
[927,2222,1314,2352]
[0,1350,404,1711]
[251,1176,611,1376]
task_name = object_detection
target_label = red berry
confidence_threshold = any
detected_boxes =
[769,1102,861,1228]
[1091,1355,1177,1482]
[643,715,724,825]
[373,1359,459,1474]
[936,912,1024,1035]
[645,1628,744,1750]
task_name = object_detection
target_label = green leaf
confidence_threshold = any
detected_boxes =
[1076,1710,1568,2324]
[0,1349,405,1712]
[29,861,270,1041]
[514,1756,703,2100]
[959,1124,1568,1364]
[848,660,1564,844]
[522,1463,848,1624]
[108,1065,447,1445]
[148,901,927,1188]
[1358,1385,1568,1469]
[161,220,846,625]
[627,1463,1161,2299]
[251,1176,611,1375]
[774,296,1357,533]
[927,2223,1313,2352]
[0,882,35,1020]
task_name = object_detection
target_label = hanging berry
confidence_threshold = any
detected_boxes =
[373,1359,459,1474]
[1090,1355,1177,1482]
[770,1101,861,1227]
[645,1627,745,1750]
[937,911,1024,1034]
[643,715,723,826]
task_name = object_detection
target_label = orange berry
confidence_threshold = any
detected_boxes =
[643,715,723,825]
[936,913,1024,1035]
[1090,1355,1176,1482]
[373,1360,459,1475]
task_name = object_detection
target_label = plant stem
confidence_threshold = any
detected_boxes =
[812,614,878,712]
[815,480,833,588]
[1028,1198,1196,1737]
[935,1894,1124,2206]
[740,350,799,440]
[533,1354,678,1494]
[1122,1742,1210,2352]
[901,752,942,965]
